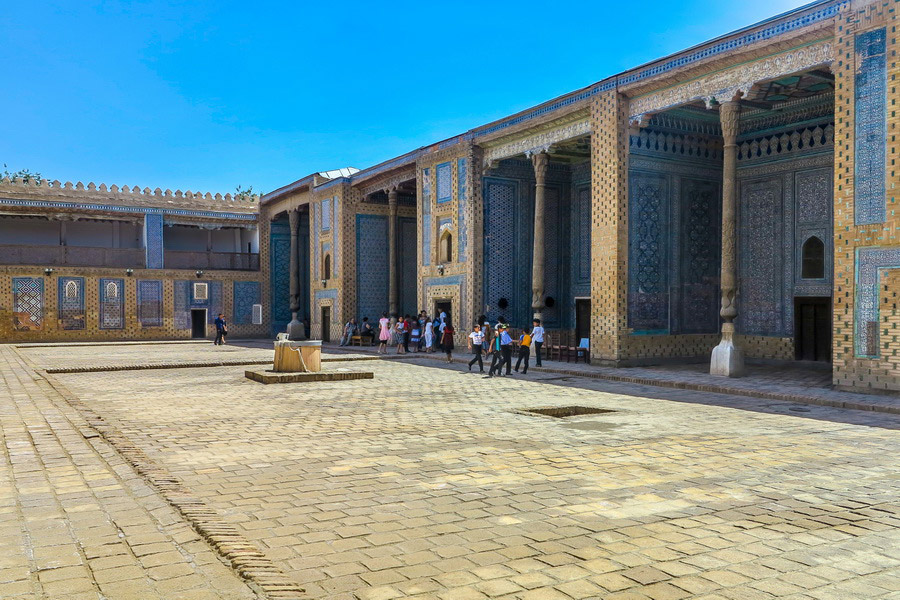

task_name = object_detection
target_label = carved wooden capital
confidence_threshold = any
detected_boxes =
[531,152,550,183]
[719,101,741,143]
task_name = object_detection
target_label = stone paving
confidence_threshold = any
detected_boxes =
[0,346,259,600]
[13,342,900,600]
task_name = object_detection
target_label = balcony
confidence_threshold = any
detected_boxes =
[164,251,260,271]
[0,245,145,268]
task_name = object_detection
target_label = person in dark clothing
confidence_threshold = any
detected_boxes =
[214,313,227,345]
[515,329,532,374]
[499,325,513,375]
[402,315,412,353]
[531,318,545,366]
[441,319,455,362]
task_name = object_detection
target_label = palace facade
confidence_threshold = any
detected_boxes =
[3,0,898,393]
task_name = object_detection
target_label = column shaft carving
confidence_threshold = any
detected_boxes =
[710,100,744,377]
[531,152,550,320]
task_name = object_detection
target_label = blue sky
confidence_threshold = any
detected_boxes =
[2,0,809,194]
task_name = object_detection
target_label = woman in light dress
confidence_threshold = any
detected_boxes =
[424,316,434,352]
[378,312,390,354]
[394,319,406,354]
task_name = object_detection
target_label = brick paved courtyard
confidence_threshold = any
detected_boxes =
[3,342,900,599]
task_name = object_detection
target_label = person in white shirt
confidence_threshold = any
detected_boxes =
[531,318,545,366]
[467,323,485,372]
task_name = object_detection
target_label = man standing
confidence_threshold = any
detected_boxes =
[499,325,513,376]
[531,318,545,366]
[214,313,227,346]
[467,323,485,372]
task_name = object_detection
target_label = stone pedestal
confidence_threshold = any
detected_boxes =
[287,317,306,341]
[710,323,745,377]
[274,340,322,372]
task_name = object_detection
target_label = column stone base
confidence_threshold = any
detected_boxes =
[287,314,306,340]
[710,323,745,377]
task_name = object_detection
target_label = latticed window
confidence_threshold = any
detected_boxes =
[194,282,208,300]
[105,281,119,299]
[65,280,78,299]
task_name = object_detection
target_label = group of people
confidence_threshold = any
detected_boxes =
[467,317,544,378]
[338,311,547,378]
[339,311,456,360]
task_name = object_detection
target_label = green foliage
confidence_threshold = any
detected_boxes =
[2,163,44,184]
[234,185,258,201]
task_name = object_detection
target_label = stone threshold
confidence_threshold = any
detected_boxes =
[244,369,374,384]
[328,346,900,415]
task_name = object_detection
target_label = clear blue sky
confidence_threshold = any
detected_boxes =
[2,0,809,195]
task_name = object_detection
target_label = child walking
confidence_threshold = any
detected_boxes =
[468,323,485,372]
[515,328,532,374]
[441,318,455,362]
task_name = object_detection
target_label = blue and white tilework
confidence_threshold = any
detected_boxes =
[457,158,467,262]
[854,27,887,225]
[356,214,389,321]
[137,280,163,327]
[144,213,164,269]
[234,281,261,324]
[99,278,124,329]
[855,247,900,357]
[12,277,43,330]
[436,162,452,203]
[58,277,85,330]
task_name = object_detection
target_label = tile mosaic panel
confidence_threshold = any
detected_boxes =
[333,195,339,277]
[543,186,560,327]
[356,214,389,321]
[483,179,517,324]
[854,27,887,225]
[739,178,782,336]
[457,158,468,262]
[269,219,292,337]
[137,280,163,327]
[436,162,452,203]
[144,213,164,269]
[399,217,417,316]
[575,187,591,291]
[207,281,223,324]
[422,167,432,266]
[58,276,85,330]
[174,280,191,330]
[321,197,332,230]
[855,247,900,357]
[234,281,261,325]
[313,205,320,279]
[99,278,125,330]
[680,178,720,334]
[628,173,668,332]
[12,277,43,331]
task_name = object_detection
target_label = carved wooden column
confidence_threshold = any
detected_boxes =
[531,152,549,321]
[388,188,399,318]
[287,209,304,339]
[710,100,745,377]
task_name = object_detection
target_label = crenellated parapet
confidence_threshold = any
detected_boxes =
[0,177,259,215]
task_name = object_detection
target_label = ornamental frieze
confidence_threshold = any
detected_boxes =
[629,40,834,119]
[481,118,591,169]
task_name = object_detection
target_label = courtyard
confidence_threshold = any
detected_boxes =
[1,341,898,599]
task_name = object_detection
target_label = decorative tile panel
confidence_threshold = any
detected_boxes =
[679,178,720,334]
[321,197,332,230]
[796,167,832,225]
[436,162,452,203]
[422,167,432,266]
[628,173,668,332]
[356,214,389,321]
[12,277,43,330]
[174,280,191,329]
[234,281,261,325]
[99,278,124,330]
[207,281,222,324]
[457,158,467,261]
[574,186,591,295]
[313,205,320,279]
[144,213,164,269]
[58,276,85,330]
[740,178,782,335]
[483,179,517,324]
[137,280,163,327]
[269,219,291,337]
[399,217,417,316]
[333,195,339,277]
[854,27,887,225]
[855,247,900,357]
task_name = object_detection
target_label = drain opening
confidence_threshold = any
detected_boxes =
[523,406,615,418]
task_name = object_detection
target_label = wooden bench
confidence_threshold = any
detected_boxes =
[350,334,374,346]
